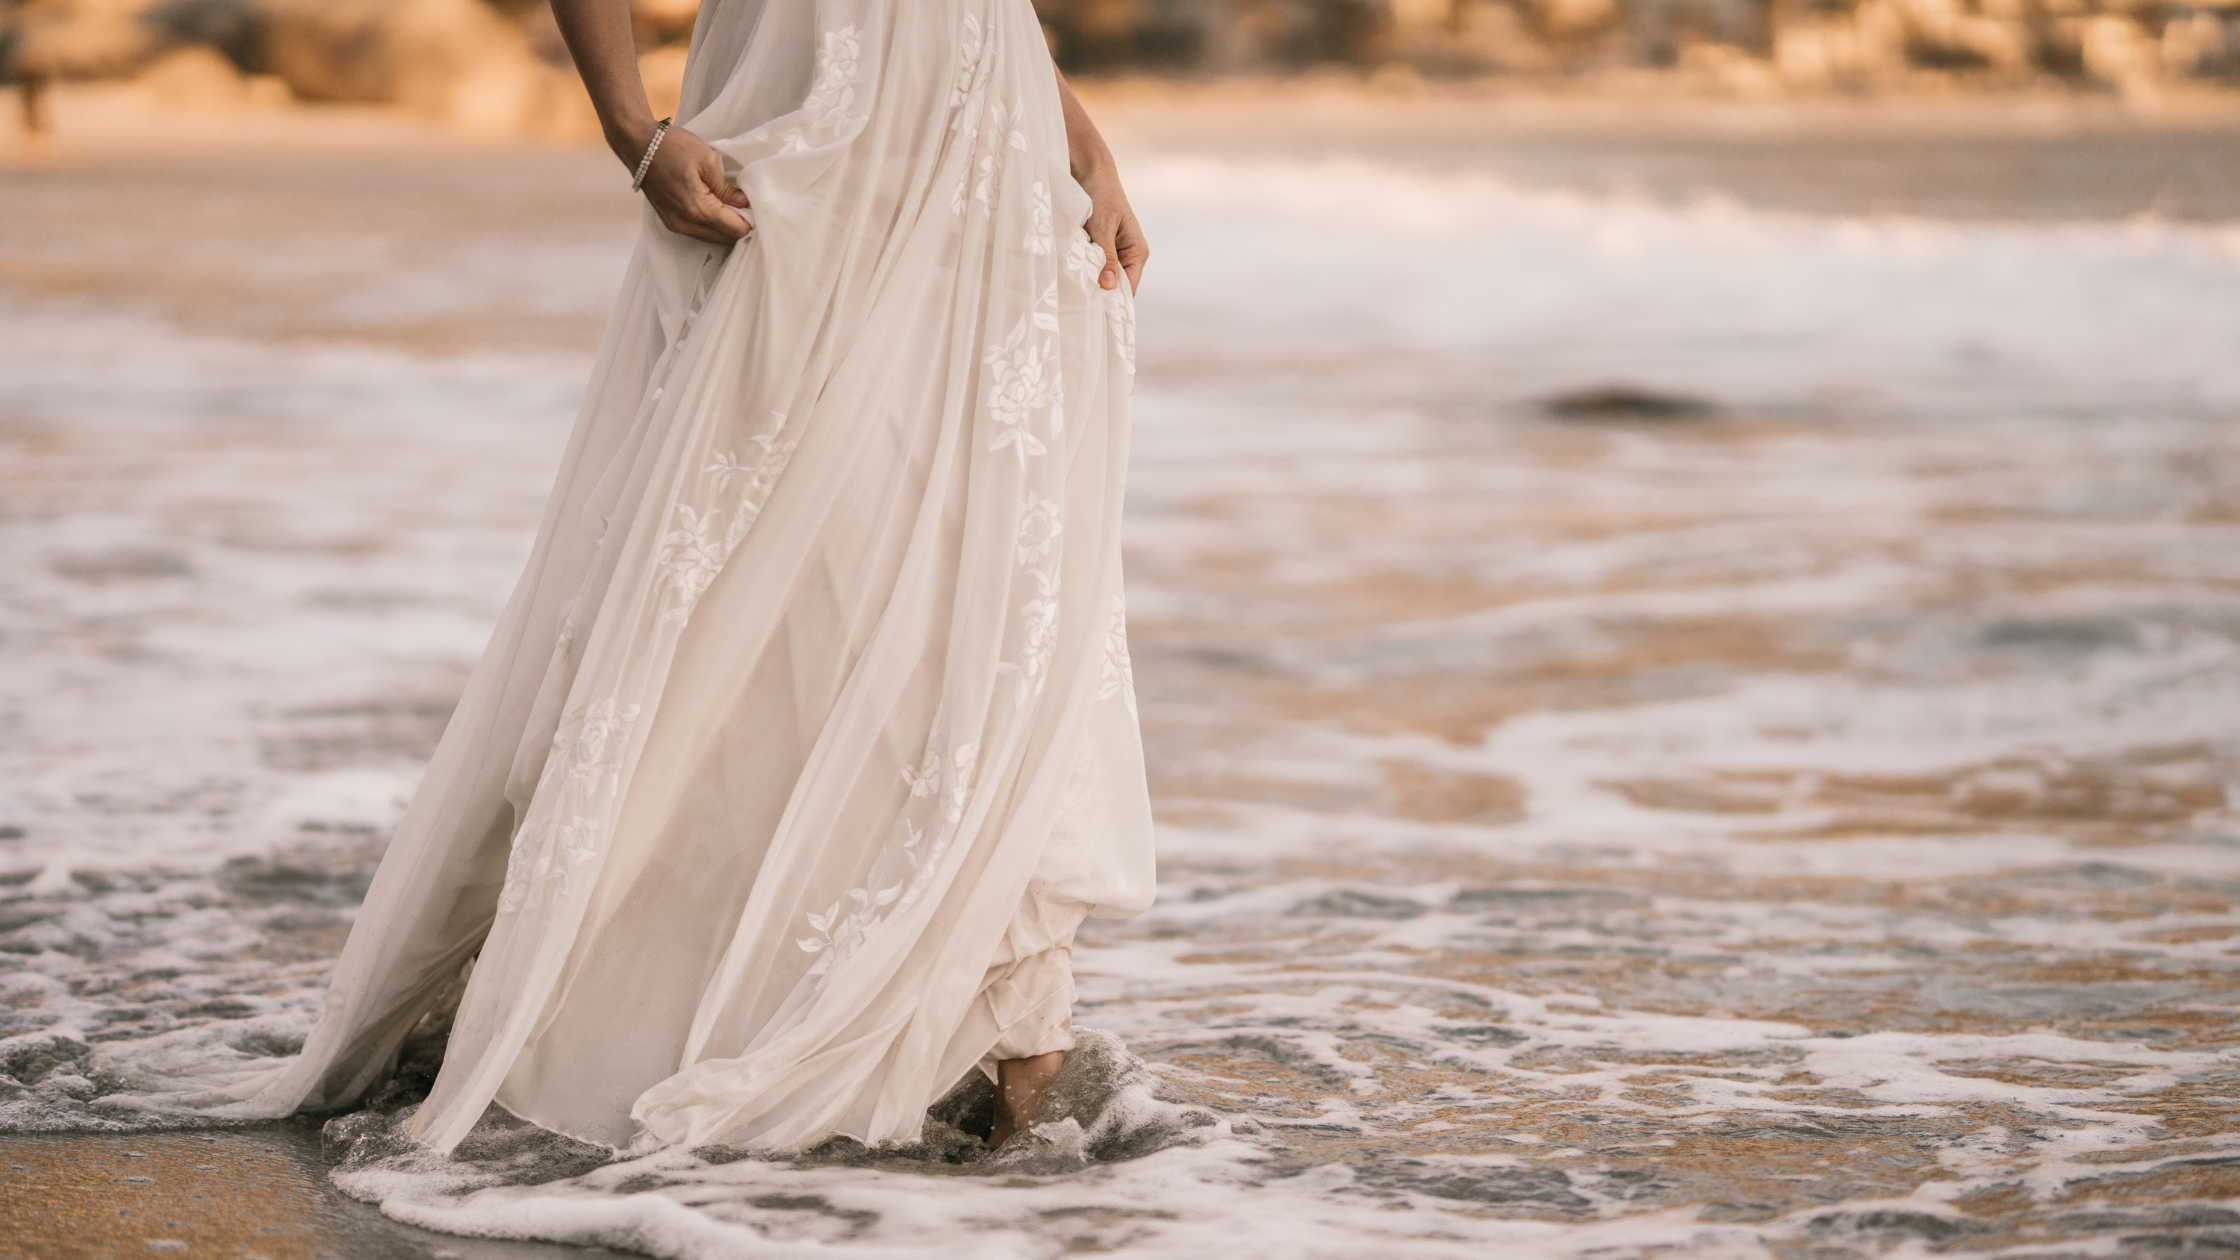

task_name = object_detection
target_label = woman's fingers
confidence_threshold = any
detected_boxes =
[1089,211,1121,292]
[643,128,751,245]
[679,153,750,242]
[661,196,741,245]
[1116,212,1148,294]
[700,149,752,212]
[1080,170,1147,294]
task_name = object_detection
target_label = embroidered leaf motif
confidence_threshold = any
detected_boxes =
[796,881,903,975]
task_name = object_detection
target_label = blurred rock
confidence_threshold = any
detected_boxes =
[261,0,544,129]
[1,0,168,81]
[1543,384,1720,421]
[139,0,260,69]
[2080,10,2162,92]
[0,0,642,134]
[4,0,2234,142]
[2163,8,2236,77]
[1030,0,2240,89]
[132,40,250,106]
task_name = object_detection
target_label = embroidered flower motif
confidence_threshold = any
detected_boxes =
[796,730,980,984]
[958,154,995,218]
[1098,593,1136,715]
[658,413,797,629]
[1016,497,1062,564]
[502,699,641,913]
[1110,286,1137,376]
[547,815,604,901]
[1016,568,1061,707]
[658,504,729,622]
[781,22,867,152]
[902,742,942,798]
[539,698,642,798]
[899,728,975,824]
[941,740,978,825]
[958,98,1018,218]
[1065,232,1105,286]
[804,23,863,120]
[1026,181,1053,256]
[949,13,986,113]
[497,840,536,915]
[983,316,1055,464]
[1066,233,1136,374]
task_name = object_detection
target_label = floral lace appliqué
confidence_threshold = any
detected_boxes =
[656,411,796,628]
[983,317,1056,464]
[500,698,642,914]
[796,730,978,979]
[1098,593,1136,715]
[1016,568,1061,708]
[1065,233,1137,376]
[780,23,868,153]
[1026,181,1053,256]
[1016,496,1062,564]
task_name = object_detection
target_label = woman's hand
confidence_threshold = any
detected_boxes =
[636,125,753,246]
[1079,166,1148,295]
[549,0,747,244]
[1055,69,1147,295]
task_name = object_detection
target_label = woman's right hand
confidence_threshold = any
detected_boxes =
[635,124,753,246]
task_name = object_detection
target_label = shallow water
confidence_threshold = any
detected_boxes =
[2,105,2237,1258]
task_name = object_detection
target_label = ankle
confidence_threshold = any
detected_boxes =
[986,1049,1064,1146]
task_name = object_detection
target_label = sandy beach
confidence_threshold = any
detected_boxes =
[3,81,2238,1258]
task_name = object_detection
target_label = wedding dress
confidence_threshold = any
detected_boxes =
[130,0,1152,1154]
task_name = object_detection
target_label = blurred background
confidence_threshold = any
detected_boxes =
[2,0,2238,136]
[3,2,2238,1258]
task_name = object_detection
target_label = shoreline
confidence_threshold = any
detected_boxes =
[6,71,2240,164]
[1076,70,2240,133]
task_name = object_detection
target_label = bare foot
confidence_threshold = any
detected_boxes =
[987,1050,1064,1148]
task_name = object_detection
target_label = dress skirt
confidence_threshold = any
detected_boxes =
[133,0,1153,1155]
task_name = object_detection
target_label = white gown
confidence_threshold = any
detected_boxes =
[156,0,1152,1155]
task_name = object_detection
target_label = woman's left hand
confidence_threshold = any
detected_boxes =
[1079,168,1148,296]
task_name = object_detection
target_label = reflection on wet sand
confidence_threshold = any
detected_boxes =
[1094,325,2240,1248]
[2,90,2236,1257]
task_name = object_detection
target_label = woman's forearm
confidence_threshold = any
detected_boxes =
[1055,69,1115,183]
[551,0,660,169]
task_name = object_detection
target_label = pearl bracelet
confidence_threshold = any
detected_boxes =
[630,117,674,193]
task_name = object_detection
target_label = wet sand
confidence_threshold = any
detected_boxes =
[2,1123,634,1259]
[2,84,2237,1257]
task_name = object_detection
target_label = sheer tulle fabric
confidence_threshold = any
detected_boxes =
[130,0,1152,1154]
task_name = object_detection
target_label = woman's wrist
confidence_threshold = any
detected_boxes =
[1071,147,1116,186]
[607,111,663,171]
[1067,123,1116,185]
